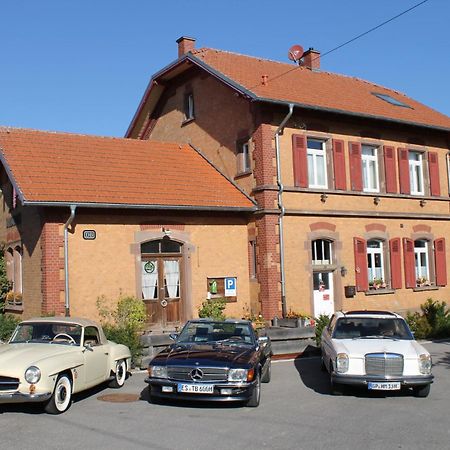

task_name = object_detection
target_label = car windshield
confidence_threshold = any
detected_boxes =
[332,317,413,340]
[177,322,254,345]
[9,322,82,345]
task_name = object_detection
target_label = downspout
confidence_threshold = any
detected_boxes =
[64,205,77,317]
[274,104,294,319]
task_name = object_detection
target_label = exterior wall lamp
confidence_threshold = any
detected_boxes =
[340,266,348,277]
[320,193,328,203]
[373,196,381,205]
[419,199,427,207]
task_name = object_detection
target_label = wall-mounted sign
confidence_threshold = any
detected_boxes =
[224,277,237,297]
[83,230,96,240]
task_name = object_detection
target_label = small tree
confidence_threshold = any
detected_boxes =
[198,299,226,321]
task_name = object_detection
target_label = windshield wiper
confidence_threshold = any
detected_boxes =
[214,337,249,345]
[360,335,399,340]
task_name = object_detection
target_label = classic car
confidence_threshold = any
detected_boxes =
[145,319,272,407]
[0,317,131,414]
[321,310,433,397]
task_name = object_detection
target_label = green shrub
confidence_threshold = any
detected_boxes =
[0,314,20,342]
[198,299,226,321]
[406,311,432,339]
[97,294,146,364]
[314,314,331,346]
[406,298,450,339]
[0,247,12,312]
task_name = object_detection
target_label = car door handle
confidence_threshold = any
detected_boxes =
[104,352,109,355]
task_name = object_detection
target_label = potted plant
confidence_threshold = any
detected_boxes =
[416,276,430,287]
[369,278,386,290]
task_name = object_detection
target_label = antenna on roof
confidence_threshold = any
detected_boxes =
[288,44,304,65]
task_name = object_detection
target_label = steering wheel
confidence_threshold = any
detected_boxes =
[52,333,76,344]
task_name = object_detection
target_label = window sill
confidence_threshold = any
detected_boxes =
[412,285,439,292]
[4,304,23,312]
[365,288,395,296]
[234,170,252,180]
[181,117,195,127]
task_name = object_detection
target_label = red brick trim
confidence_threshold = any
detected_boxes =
[309,222,336,232]
[413,224,431,233]
[41,222,65,315]
[365,224,387,232]
[252,123,275,187]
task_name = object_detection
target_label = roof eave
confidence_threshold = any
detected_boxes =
[0,150,26,203]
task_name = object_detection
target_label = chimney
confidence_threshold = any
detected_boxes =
[176,36,196,58]
[301,48,320,70]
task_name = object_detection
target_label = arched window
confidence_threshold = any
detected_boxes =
[367,240,385,287]
[311,239,333,265]
[13,246,22,294]
[141,239,182,254]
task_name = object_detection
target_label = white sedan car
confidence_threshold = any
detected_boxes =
[0,317,131,413]
[321,310,433,397]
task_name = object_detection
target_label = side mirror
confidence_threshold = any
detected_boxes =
[258,336,269,344]
[169,333,179,341]
[83,343,94,352]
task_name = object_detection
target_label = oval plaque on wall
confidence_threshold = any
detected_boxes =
[83,230,96,240]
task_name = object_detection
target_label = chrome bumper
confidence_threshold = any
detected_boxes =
[332,373,434,386]
[0,391,52,404]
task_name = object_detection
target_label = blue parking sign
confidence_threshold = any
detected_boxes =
[224,277,237,297]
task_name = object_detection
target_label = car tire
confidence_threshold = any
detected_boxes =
[109,359,127,388]
[329,360,344,396]
[261,359,271,383]
[246,373,261,407]
[45,373,72,414]
[413,384,431,398]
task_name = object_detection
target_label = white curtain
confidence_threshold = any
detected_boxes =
[142,261,158,299]
[164,260,180,299]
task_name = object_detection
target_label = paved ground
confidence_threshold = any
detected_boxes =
[1,341,449,450]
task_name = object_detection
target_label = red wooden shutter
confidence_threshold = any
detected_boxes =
[383,146,397,193]
[428,152,441,196]
[403,238,415,288]
[349,142,362,191]
[332,139,346,190]
[292,134,308,188]
[434,238,447,286]
[398,148,410,194]
[354,237,368,291]
[389,238,402,289]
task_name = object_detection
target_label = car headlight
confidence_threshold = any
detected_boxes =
[24,366,41,384]
[148,365,168,378]
[336,353,349,373]
[228,368,253,382]
[419,354,432,374]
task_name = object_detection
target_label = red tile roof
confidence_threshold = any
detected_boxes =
[0,127,254,210]
[189,48,450,131]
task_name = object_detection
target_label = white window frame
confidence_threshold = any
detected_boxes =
[409,151,424,195]
[446,153,450,194]
[307,139,328,189]
[237,142,251,174]
[414,240,430,282]
[361,145,380,193]
[367,240,385,284]
[184,93,194,121]
[312,239,333,265]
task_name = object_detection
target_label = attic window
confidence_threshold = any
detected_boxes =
[372,92,412,109]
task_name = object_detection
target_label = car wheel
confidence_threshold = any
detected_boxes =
[45,373,72,414]
[261,358,271,383]
[109,359,127,388]
[246,373,261,407]
[329,361,343,396]
[413,384,431,398]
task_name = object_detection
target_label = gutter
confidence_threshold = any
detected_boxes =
[64,205,77,317]
[274,104,294,319]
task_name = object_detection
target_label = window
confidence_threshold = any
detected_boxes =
[311,239,332,265]
[372,92,411,108]
[307,139,327,188]
[361,145,379,192]
[409,151,424,195]
[6,246,22,294]
[367,240,385,287]
[237,141,251,174]
[414,240,430,284]
[184,93,194,121]
[249,240,257,279]
[447,153,450,194]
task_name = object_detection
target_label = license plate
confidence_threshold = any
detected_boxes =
[368,382,401,391]
[177,384,214,394]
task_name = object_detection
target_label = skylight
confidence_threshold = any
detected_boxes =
[372,92,412,109]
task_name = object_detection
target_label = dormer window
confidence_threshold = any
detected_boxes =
[372,92,411,109]
[184,93,195,121]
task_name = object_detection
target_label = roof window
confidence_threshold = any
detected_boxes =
[372,92,412,109]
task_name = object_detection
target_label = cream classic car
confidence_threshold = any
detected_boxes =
[0,317,131,414]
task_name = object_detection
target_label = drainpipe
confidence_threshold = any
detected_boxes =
[274,104,294,319]
[64,205,77,317]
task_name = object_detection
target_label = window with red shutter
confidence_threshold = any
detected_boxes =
[428,152,441,196]
[354,237,368,291]
[383,146,397,193]
[349,142,363,191]
[403,238,415,288]
[292,135,308,188]
[434,238,447,286]
[332,139,346,190]
[389,238,402,289]
[398,148,410,194]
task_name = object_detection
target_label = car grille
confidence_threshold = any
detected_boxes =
[365,353,404,377]
[167,366,228,382]
[0,376,19,391]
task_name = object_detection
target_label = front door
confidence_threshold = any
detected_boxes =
[142,256,182,328]
[313,271,335,317]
